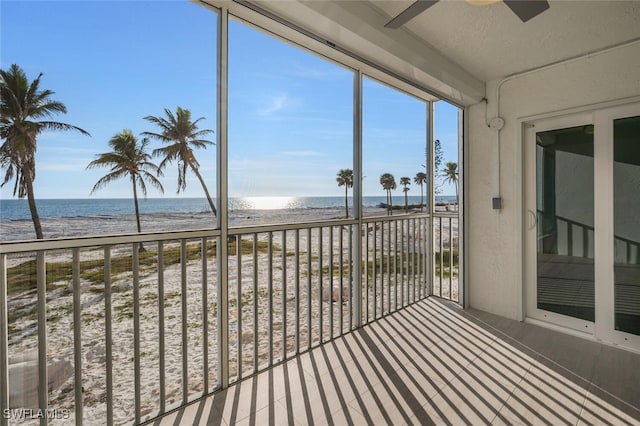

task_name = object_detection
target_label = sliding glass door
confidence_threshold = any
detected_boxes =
[525,102,640,351]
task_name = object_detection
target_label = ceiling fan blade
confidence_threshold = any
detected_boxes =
[384,0,439,29]
[503,0,550,22]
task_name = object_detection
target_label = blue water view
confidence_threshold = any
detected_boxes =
[0,196,457,221]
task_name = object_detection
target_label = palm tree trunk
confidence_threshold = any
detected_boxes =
[132,175,142,233]
[420,184,424,212]
[25,174,43,239]
[344,186,349,218]
[191,165,217,216]
[404,190,408,212]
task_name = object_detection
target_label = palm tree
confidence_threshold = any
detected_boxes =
[400,176,411,212]
[414,172,427,211]
[0,64,90,239]
[336,168,353,218]
[442,161,459,205]
[379,173,396,215]
[87,130,163,234]
[143,107,216,216]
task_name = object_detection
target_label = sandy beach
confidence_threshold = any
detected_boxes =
[3,208,458,425]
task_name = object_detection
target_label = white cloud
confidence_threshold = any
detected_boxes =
[280,150,323,157]
[258,93,305,117]
[259,94,289,116]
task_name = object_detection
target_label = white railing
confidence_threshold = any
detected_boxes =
[0,213,458,425]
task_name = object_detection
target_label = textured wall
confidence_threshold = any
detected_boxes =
[467,42,640,319]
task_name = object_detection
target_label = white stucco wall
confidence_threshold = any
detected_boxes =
[467,41,640,319]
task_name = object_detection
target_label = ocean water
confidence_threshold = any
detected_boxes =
[0,196,457,222]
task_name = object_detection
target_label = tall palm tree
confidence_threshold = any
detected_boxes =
[442,161,459,203]
[400,176,411,212]
[87,130,163,234]
[336,168,353,218]
[414,172,427,211]
[142,107,216,216]
[0,64,90,239]
[379,173,396,216]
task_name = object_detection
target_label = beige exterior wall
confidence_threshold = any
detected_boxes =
[467,41,640,319]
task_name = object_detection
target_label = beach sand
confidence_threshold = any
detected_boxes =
[4,208,458,425]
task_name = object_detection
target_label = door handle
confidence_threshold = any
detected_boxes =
[528,210,537,230]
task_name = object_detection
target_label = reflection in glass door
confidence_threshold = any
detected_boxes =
[613,115,640,336]
[536,125,595,322]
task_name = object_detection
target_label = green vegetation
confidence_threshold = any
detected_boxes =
[414,172,427,212]
[442,161,459,201]
[143,106,217,216]
[400,177,411,212]
[6,239,277,295]
[380,173,397,216]
[87,130,164,234]
[0,64,90,239]
[336,168,353,218]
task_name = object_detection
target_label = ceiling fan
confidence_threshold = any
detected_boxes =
[384,0,550,29]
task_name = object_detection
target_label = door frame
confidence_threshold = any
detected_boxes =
[523,112,596,336]
[523,99,640,351]
[594,101,640,350]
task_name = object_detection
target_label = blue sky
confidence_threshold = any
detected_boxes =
[0,0,459,200]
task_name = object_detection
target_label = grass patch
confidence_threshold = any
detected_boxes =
[7,239,278,295]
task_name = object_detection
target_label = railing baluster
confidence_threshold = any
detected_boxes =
[37,251,47,426]
[421,217,426,299]
[394,220,398,311]
[0,254,7,426]
[104,247,113,425]
[157,242,166,408]
[400,219,405,307]
[72,248,83,425]
[253,234,258,373]
[329,226,334,339]
[439,217,443,298]
[268,232,273,365]
[295,229,300,354]
[411,218,420,303]
[201,238,208,393]
[408,220,413,304]
[449,217,453,299]
[307,228,311,350]
[583,227,589,258]
[180,239,188,402]
[318,227,323,344]
[133,244,141,423]
[237,235,243,379]
[568,223,573,256]
[348,224,353,331]
[339,225,344,335]
[365,224,369,324]
[374,222,377,320]
[387,219,391,315]
[282,230,287,359]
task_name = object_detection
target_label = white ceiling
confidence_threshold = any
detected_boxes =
[247,0,640,104]
[371,0,640,82]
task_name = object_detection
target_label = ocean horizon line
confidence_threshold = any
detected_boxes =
[1,195,458,222]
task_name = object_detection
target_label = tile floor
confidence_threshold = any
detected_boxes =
[151,298,640,425]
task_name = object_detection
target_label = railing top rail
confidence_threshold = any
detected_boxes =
[0,228,221,254]
[432,212,459,218]
[0,212,451,254]
[228,218,360,235]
